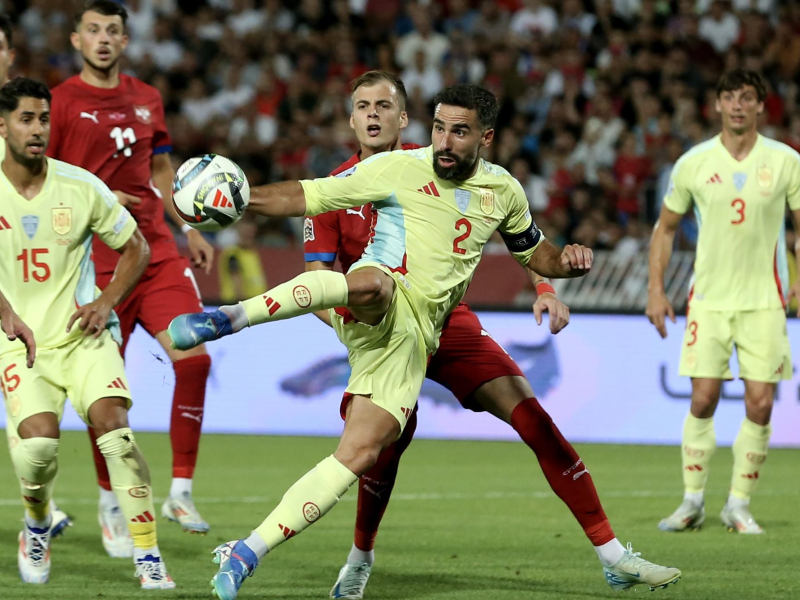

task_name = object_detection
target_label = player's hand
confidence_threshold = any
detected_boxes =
[112,190,142,207]
[0,307,36,368]
[533,292,570,334]
[561,244,593,274]
[787,279,800,318]
[67,298,114,339]
[187,229,215,274]
[646,290,676,339]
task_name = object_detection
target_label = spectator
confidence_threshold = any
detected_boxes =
[395,2,450,70]
[698,0,740,55]
[510,0,558,39]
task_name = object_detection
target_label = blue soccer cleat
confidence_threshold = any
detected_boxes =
[210,540,257,600]
[168,310,233,350]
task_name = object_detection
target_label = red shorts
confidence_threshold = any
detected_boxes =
[96,257,204,351]
[425,303,523,410]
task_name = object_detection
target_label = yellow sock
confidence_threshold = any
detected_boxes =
[242,270,349,326]
[254,456,357,552]
[682,413,715,495]
[96,428,157,550]
[10,437,58,523]
[730,418,771,502]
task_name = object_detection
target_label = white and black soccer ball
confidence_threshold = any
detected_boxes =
[172,154,250,232]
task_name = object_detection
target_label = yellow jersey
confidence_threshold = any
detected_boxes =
[664,134,800,310]
[301,146,541,346]
[0,158,138,357]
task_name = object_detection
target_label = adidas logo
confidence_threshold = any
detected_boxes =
[212,189,233,208]
[417,181,440,197]
[0,216,11,230]
[278,524,297,539]
[107,377,128,390]
[400,407,412,418]
[264,295,281,316]
[706,174,722,184]
[742,472,759,479]
[684,464,703,471]
[130,511,155,523]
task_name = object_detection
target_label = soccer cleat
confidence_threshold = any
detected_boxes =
[49,500,73,538]
[162,492,210,534]
[99,504,134,558]
[168,310,233,350]
[210,540,257,600]
[658,499,705,532]
[135,553,176,589]
[721,503,764,534]
[330,562,372,599]
[603,543,681,591]
[18,526,51,584]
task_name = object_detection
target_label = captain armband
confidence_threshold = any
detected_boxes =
[500,222,542,252]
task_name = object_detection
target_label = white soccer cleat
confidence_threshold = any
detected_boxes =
[49,500,73,539]
[721,504,764,534]
[18,526,51,584]
[658,500,705,532]
[135,552,176,589]
[162,492,210,534]
[99,504,134,558]
[330,562,372,599]
[603,543,681,591]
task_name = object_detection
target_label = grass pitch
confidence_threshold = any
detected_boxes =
[0,432,798,599]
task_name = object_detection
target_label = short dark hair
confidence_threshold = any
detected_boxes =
[432,84,499,130]
[75,0,128,31]
[351,70,408,110]
[0,77,51,114]
[716,69,767,102]
[0,13,12,48]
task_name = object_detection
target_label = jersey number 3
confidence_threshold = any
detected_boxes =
[110,127,137,158]
[453,218,472,255]
[731,198,746,225]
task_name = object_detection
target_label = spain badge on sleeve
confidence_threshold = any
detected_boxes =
[52,207,72,235]
[479,188,495,215]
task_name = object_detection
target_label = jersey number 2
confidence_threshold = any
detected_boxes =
[110,127,136,158]
[453,218,472,255]
[17,249,50,282]
[731,198,746,225]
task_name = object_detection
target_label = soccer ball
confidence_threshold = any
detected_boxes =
[172,154,250,232]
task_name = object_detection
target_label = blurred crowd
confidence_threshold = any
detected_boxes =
[3,0,800,254]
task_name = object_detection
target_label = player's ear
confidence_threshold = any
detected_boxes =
[349,112,355,131]
[714,97,721,114]
[7,48,15,69]
[399,110,408,130]
[70,31,81,52]
[121,33,129,51]
[0,116,7,141]
[481,128,495,148]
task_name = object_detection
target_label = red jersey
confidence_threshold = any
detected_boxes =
[303,144,421,272]
[48,74,176,273]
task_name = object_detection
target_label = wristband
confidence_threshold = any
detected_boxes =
[181,224,193,234]
[535,281,555,296]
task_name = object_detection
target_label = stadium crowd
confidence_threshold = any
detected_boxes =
[2,0,800,253]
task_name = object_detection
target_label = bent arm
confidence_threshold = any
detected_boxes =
[525,239,590,278]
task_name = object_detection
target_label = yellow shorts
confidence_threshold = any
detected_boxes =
[679,306,792,382]
[0,330,132,430]
[331,266,429,434]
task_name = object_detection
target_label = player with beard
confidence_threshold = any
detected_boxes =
[44,1,216,557]
[170,83,682,598]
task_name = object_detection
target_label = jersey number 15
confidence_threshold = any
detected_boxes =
[17,248,50,282]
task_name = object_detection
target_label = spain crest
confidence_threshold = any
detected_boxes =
[479,188,495,215]
[52,207,72,235]
[757,166,773,189]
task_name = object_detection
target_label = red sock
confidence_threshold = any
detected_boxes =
[353,407,418,551]
[87,427,112,491]
[170,354,211,480]
[511,397,615,546]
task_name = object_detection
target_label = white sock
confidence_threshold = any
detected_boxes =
[25,513,52,531]
[220,304,249,332]
[133,545,160,560]
[244,530,270,560]
[99,487,119,509]
[683,490,704,506]
[49,498,60,512]
[347,543,375,566]
[594,538,625,567]
[727,494,748,509]
[170,478,192,498]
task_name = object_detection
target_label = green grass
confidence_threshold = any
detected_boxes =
[0,432,798,599]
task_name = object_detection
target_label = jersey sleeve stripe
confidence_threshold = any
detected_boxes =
[153,144,172,155]
[54,164,118,207]
[305,252,337,262]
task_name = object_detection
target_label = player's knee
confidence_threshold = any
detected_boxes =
[334,443,383,477]
[96,427,152,485]
[690,391,718,418]
[346,271,392,308]
[11,437,60,488]
[745,393,773,422]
